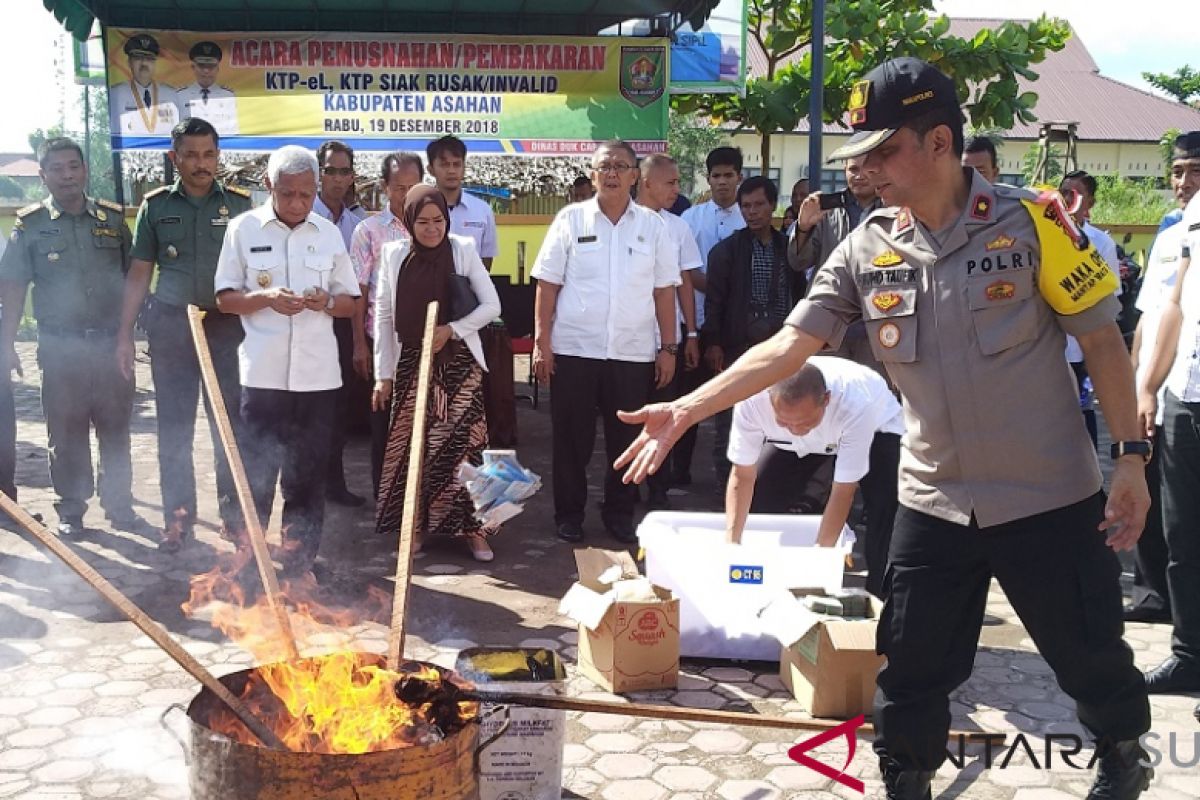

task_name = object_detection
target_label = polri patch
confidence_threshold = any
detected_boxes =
[871,291,903,313]
[985,280,1015,301]
[985,234,1015,252]
[872,250,904,268]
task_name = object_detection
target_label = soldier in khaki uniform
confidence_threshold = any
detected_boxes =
[0,138,148,538]
[616,59,1153,800]
[117,118,253,552]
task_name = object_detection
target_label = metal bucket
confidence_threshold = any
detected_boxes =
[161,654,508,800]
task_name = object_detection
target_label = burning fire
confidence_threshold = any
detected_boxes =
[183,549,478,753]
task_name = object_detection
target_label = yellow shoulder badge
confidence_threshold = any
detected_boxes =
[96,198,123,213]
[16,203,42,219]
[872,250,904,268]
[225,185,251,198]
[1020,197,1118,315]
[143,186,170,201]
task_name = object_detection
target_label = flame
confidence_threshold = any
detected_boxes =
[183,545,476,753]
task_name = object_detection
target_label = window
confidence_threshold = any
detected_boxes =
[819,168,847,192]
[743,166,781,184]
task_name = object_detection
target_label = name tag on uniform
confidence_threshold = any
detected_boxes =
[160,216,182,225]
[211,218,229,227]
[38,228,61,236]
[92,227,120,238]
[250,245,273,253]
[577,235,597,243]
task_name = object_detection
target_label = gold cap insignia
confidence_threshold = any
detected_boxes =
[985,234,1016,252]
[872,250,904,268]
[871,291,903,313]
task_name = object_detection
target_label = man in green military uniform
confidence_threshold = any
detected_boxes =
[117,117,253,552]
[617,58,1153,800]
[0,138,148,538]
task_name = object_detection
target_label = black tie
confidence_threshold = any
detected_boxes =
[202,88,209,104]
[143,89,151,106]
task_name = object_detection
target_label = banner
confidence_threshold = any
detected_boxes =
[669,0,746,94]
[105,28,669,155]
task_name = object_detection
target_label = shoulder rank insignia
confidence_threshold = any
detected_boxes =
[872,250,904,268]
[985,280,1015,301]
[96,197,123,213]
[143,186,170,201]
[871,291,903,313]
[848,80,870,126]
[985,234,1015,252]
[894,207,913,234]
[970,194,991,220]
[16,203,42,219]
[225,185,252,198]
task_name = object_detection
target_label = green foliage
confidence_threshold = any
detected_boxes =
[0,176,24,199]
[672,0,1071,169]
[1021,142,1062,185]
[1090,175,1175,226]
[1143,66,1200,105]
[26,86,115,201]
[1161,127,1182,179]
[667,108,728,197]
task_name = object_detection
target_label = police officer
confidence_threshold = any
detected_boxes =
[0,138,148,538]
[177,41,239,136]
[116,118,253,552]
[616,58,1152,800]
[109,33,180,137]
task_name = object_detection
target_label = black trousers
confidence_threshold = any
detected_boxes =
[874,493,1149,771]
[326,317,356,494]
[364,335,390,499]
[147,303,244,529]
[1129,424,1170,613]
[241,387,337,559]
[0,370,15,500]
[37,333,134,520]
[672,357,711,482]
[647,325,687,496]
[1162,392,1200,665]
[550,355,653,527]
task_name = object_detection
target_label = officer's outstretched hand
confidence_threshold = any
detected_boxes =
[1099,460,1151,551]
[614,402,690,484]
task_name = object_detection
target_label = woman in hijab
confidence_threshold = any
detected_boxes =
[373,185,502,561]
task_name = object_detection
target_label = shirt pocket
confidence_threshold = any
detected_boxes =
[967,269,1038,356]
[157,221,185,262]
[246,250,284,291]
[622,237,657,290]
[303,254,333,292]
[862,286,918,363]
[35,236,68,264]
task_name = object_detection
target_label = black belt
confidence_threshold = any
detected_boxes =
[38,323,118,339]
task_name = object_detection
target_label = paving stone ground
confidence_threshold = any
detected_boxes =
[0,343,1197,799]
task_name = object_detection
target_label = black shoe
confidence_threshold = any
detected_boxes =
[106,510,152,535]
[556,522,584,543]
[1144,656,1200,694]
[881,761,933,800]
[56,518,85,539]
[605,519,638,545]
[647,487,670,511]
[1122,603,1171,624]
[326,486,367,507]
[1087,740,1152,799]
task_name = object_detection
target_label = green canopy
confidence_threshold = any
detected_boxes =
[44,0,719,40]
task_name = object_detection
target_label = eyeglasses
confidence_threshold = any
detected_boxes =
[594,162,634,174]
[322,167,353,177]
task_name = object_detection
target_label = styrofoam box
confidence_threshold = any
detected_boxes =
[637,511,850,661]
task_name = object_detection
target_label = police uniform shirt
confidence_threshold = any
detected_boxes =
[657,207,704,331]
[727,355,904,483]
[130,180,252,309]
[177,82,239,135]
[681,199,745,328]
[531,197,680,363]
[447,191,498,260]
[0,197,130,330]
[787,169,1121,527]
[109,80,180,136]
[1134,222,1186,424]
[313,195,364,252]
[1166,196,1200,401]
[213,204,361,392]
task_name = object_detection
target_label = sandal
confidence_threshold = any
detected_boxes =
[466,535,494,563]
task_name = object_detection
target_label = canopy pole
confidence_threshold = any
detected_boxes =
[807,0,826,184]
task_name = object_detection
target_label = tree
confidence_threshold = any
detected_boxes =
[667,108,728,198]
[0,176,24,200]
[26,85,115,201]
[1143,66,1200,105]
[673,0,1071,171]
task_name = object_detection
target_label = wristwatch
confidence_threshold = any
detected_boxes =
[660,344,679,356]
[1110,440,1152,463]
[686,330,699,339]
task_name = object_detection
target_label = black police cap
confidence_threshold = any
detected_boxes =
[1174,131,1200,161]
[189,41,223,64]
[829,57,963,161]
[123,33,160,59]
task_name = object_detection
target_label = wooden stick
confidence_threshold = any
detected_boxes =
[186,305,299,663]
[464,689,984,741]
[0,494,288,751]
[387,301,440,670]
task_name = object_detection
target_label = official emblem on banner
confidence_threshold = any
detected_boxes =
[620,46,665,108]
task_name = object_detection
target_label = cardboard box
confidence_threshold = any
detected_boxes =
[559,548,680,693]
[761,590,884,719]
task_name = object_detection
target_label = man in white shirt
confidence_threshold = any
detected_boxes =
[313,140,366,509]
[532,140,680,544]
[349,151,422,494]
[676,146,746,486]
[109,33,180,138]
[726,356,903,597]
[214,145,361,576]
[177,41,239,135]
[1138,189,1200,698]
[1125,131,1200,624]
[427,135,516,446]
[637,153,703,509]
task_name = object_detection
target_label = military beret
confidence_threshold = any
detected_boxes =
[1174,131,1200,161]
[189,41,222,65]
[123,33,160,59]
